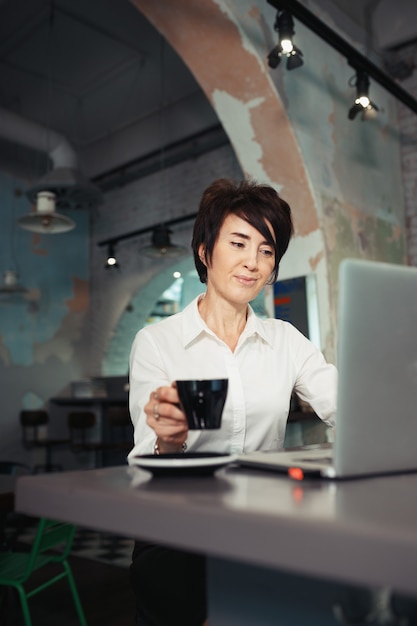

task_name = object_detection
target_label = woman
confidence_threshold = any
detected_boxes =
[128,178,337,625]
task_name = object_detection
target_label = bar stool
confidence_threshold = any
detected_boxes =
[67,411,110,468]
[107,406,133,451]
[20,410,70,473]
[105,406,133,464]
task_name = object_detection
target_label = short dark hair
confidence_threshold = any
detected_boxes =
[192,178,294,284]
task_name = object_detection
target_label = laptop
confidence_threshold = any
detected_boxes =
[236,258,417,479]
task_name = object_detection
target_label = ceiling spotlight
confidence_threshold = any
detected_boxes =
[105,243,119,270]
[268,10,303,71]
[18,191,75,234]
[140,225,188,259]
[348,70,379,121]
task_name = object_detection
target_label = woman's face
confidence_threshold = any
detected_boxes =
[200,214,275,306]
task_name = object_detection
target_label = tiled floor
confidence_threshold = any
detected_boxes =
[0,529,136,626]
[70,526,133,568]
[4,514,134,568]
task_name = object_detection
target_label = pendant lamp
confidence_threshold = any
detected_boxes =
[0,270,28,299]
[18,191,75,234]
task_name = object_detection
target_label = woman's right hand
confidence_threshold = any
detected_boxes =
[144,383,188,454]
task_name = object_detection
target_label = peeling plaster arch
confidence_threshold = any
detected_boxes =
[131,0,321,234]
[130,0,330,352]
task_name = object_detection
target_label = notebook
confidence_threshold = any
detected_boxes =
[236,258,417,479]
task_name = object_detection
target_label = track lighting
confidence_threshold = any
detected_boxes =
[348,71,379,121]
[105,243,119,269]
[267,0,417,116]
[139,225,187,259]
[268,10,303,71]
[98,212,196,270]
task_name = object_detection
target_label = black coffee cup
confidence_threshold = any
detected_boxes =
[176,379,228,430]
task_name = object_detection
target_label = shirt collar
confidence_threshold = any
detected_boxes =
[181,295,210,347]
[241,305,271,346]
[181,296,272,348]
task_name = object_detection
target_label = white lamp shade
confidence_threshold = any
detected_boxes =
[18,191,75,234]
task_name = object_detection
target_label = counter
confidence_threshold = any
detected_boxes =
[15,464,417,625]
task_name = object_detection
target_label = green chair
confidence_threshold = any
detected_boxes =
[0,517,87,626]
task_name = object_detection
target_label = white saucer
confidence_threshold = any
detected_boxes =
[131,452,237,477]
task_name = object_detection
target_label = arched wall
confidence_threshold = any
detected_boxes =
[98,0,406,372]
[130,0,331,349]
[103,254,195,375]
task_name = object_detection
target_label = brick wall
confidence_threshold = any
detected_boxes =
[90,144,242,375]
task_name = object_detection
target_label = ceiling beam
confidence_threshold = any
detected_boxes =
[56,6,146,59]
[267,0,417,114]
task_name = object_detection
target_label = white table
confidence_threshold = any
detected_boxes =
[15,464,417,625]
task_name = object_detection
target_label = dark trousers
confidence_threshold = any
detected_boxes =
[130,541,207,626]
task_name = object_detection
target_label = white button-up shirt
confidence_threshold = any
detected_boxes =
[128,296,337,460]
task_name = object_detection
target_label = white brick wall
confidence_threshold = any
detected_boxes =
[89,144,242,375]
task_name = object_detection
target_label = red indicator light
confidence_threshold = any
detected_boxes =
[288,467,304,481]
